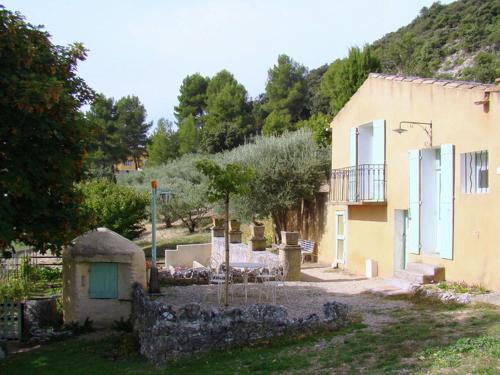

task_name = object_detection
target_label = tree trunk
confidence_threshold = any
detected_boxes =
[272,212,282,244]
[164,216,172,228]
[224,193,230,307]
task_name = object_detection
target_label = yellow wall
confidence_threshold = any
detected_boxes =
[115,155,147,173]
[319,75,500,290]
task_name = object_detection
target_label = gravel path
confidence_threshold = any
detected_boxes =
[158,267,410,327]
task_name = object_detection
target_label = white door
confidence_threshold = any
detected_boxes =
[336,211,346,265]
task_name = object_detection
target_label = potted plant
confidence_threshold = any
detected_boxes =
[212,217,224,228]
[281,231,299,246]
[251,223,265,239]
[229,219,240,232]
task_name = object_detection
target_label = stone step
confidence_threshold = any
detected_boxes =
[394,269,435,284]
[406,262,445,281]
[384,277,415,292]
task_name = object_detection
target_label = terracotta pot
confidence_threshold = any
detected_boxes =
[229,219,240,232]
[251,224,265,239]
[212,217,224,228]
[281,231,299,246]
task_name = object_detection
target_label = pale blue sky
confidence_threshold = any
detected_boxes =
[4,0,452,126]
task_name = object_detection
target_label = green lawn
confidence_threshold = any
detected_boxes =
[2,297,499,374]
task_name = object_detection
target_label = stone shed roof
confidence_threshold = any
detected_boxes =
[65,227,141,263]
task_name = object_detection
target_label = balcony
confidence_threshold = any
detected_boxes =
[330,164,386,204]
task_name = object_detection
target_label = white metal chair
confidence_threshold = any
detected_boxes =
[208,255,232,305]
[257,256,280,303]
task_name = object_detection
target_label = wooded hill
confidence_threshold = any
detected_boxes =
[371,0,499,83]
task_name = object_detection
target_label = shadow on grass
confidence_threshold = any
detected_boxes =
[1,284,499,375]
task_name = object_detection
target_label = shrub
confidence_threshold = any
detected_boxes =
[112,317,133,332]
[79,179,149,239]
[63,317,94,335]
[33,266,62,283]
[0,277,31,302]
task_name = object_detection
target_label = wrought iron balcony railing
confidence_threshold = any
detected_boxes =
[330,164,386,203]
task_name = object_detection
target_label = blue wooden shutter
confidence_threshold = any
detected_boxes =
[349,127,358,167]
[439,144,454,259]
[372,119,385,200]
[407,150,421,254]
[372,119,385,165]
[89,263,118,299]
[348,127,358,201]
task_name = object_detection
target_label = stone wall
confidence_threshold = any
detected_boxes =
[132,284,350,365]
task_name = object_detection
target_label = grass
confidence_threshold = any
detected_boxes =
[2,297,499,374]
[139,232,211,257]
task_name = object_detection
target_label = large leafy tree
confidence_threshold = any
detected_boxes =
[320,46,381,115]
[115,95,152,169]
[263,54,308,134]
[262,109,292,136]
[304,64,330,116]
[296,113,331,147]
[249,94,268,136]
[177,115,199,155]
[174,73,209,125]
[202,70,250,153]
[147,118,178,166]
[0,7,94,253]
[85,94,125,178]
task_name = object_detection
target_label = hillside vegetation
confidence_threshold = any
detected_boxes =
[371,0,500,82]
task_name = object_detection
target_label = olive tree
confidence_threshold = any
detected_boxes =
[222,128,330,243]
[118,154,211,233]
[195,159,254,306]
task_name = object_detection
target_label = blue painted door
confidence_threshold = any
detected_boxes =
[89,263,118,299]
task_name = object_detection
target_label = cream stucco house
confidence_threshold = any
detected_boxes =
[318,73,499,291]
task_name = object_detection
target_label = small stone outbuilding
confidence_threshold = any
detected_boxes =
[63,228,147,328]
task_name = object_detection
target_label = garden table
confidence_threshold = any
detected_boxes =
[229,262,264,303]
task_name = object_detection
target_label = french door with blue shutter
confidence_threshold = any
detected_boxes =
[407,145,454,259]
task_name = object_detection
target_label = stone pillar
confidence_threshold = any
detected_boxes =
[279,231,301,281]
[211,217,224,238]
[248,224,266,251]
[229,231,242,243]
[229,220,242,243]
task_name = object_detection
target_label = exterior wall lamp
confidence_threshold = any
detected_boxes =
[393,121,433,147]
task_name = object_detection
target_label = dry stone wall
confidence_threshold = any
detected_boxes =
[132,284,351,364]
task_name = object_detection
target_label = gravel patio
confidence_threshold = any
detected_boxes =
[158,265,411,326]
